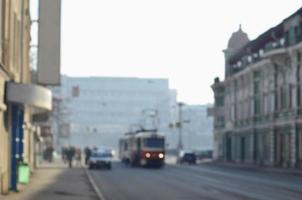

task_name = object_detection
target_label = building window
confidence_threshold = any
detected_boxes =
[295,25,301,42]
[297,53,301,82]
[215,96,224,107]
[259,49,264,57]
[254,96,261,115]
[280,38,285,46]
[274,65,279,111]
[286,26,299,46]
[281,86,287,109]
[254,81,260,94]
[297,50,301,110]
[215,116,225,128]
[289,84,292,109]
[297,85,301,108]
[253,71,261,115]
[72,86,80,97]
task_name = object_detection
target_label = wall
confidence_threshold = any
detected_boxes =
[0,0,31,193]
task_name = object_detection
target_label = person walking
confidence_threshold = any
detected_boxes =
[66,146,75,168]
[44,145,54,163]
[84,146,92,165]
[75,148,82,166]
[61,146,68,163]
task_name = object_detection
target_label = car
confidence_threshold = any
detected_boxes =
[194,150,213,160]
[88,149,113,170]
[180,152,197,165]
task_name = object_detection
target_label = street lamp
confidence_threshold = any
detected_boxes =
[168,102,192,163]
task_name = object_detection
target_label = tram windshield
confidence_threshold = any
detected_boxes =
[143,138,164,148]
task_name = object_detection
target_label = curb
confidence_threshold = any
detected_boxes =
[82,166,106,200]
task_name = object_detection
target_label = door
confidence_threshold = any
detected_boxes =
[241,137,245,163]
[10,104,24,191]
[298,132,302,167]
[226,136,232,161]
[279,134,284,166]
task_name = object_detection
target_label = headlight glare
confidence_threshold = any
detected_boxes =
[158,153,164,159]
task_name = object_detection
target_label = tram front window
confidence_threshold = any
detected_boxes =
[144,138,164,148]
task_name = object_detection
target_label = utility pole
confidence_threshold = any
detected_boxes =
[141,108,158,131]
[177,102,184,161]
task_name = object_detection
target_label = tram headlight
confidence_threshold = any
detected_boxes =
[158,153,164,159]
[145,153,151,158]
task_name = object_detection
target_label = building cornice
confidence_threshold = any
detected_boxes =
[225,59,271,83]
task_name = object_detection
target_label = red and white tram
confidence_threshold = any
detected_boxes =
[119,130,165,168]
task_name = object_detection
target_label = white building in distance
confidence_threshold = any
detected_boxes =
[52,76,177,150]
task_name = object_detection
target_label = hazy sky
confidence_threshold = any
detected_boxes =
[44,0,302,104]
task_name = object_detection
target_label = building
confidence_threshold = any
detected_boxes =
[181,105,213,151]
[211,7,302,168]
[0,0,59,194]
[51,76,177,150]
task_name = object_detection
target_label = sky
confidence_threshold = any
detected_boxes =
[32,0,302,105]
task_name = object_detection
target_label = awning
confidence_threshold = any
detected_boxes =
[6,82,52,110]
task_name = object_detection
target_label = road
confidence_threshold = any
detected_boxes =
[89,162,302,200]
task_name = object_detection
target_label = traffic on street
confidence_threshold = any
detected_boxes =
[88,161,302,200]
[1,0,302,199]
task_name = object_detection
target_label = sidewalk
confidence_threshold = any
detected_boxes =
[1,161,98,200]
[203,161,302,176]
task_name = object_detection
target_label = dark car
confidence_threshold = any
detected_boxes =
[195,150,213,160]
[180,152,197,164]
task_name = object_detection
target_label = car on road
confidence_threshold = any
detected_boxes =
[88,149,113,170]
[180,152,197,165]
[194,150,213,160]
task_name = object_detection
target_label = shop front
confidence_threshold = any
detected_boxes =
[6,82,52,191]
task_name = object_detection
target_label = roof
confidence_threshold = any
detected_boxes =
[227,25,250,50]
[229,23,283,64]
[121,129,163,139]
[228,6,302,65]
[134,132,164,138]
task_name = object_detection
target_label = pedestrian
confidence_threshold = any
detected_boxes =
[61,146,66,163]
[66,146,75,168]
[75,148,82,166]
[61,146,67,163]
[45,145,54,163]
[84,146,92,165]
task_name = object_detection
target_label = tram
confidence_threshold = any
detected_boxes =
[119,130,165,168]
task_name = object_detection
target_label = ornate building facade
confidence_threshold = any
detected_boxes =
[212,7,302,168]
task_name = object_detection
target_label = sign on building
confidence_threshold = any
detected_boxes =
[59,123,70,138]
[41,125,52,137]
[72,86,80,97]
[37,0,61,85]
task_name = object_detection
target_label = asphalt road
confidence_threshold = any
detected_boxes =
[89,162,302,200]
